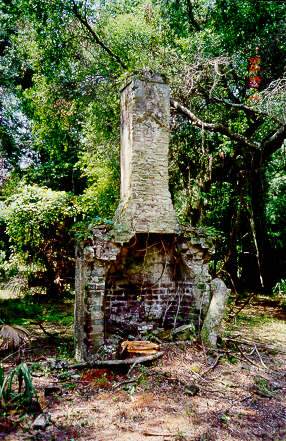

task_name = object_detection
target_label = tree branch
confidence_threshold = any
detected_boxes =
[70,352,164,370]
[262,124,286,158]
[212,96,280,123]
[170,98,261,150]
[71,1,127,70]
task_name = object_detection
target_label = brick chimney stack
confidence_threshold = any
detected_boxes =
[113,73,179,242]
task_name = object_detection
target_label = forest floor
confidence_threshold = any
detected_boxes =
[1,295,286,441]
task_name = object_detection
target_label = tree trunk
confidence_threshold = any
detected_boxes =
[247,166,272,292]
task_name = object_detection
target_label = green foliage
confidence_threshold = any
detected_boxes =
[0,296,42,325]
[273,279,286,310]
[0,291,74,343]
[93,372,107,386]
[0,363,37,410]
[1,185,76,294]
[213,0,285,80]
[0,0,285,295]
[2,184,75,255]
[265,148,286,244]
[21,74,84,192]
[265,146,286,284]
[273,279,286,297]
[0,92,32,169]
[204,182,235,229]
[103,3,161,70]
[71,216,114,243]
[76,151,120,220]
[0,252,21,283]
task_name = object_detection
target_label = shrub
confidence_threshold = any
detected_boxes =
[1,185,77,296]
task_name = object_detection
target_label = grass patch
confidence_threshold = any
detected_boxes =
[0,291,74,327]
[226,304,286,349]
[235,312,271,327]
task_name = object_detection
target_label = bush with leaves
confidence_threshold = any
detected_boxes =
[1,185,77,296]
[1,0,285,295]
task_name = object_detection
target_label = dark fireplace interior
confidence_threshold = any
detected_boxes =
[104,233,194,337]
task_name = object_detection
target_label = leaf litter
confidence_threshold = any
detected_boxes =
[1,302,286,441]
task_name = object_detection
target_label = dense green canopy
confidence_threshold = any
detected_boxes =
[0,0,285,294]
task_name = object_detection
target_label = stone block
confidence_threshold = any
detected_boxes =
[91,311,104,320]
[90,324,104,334]
[90,304,103,312]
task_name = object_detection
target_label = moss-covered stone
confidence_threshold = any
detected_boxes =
[201,278,231,347]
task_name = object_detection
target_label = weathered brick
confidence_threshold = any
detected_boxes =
[90,324,104,334]
[74,75,220,362]
[91,311,104,320]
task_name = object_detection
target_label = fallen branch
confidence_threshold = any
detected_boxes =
[223,337,284,353]
[143,431,177,437]
[1,349,26,363]
[127,359,138,376]
[31,321,60,338]
[70,351,164,370]
[248,347,256,356]
[254,345,268,369]
[190,370,211,385]
[161,341,194,348]
[234,342,261,368]
[198,342,265,370]
[229,341,272,371]
[151,336,162,345]
[113,373,144,390]
[200,354,223,376]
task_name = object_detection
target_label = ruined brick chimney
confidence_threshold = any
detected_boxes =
[74,74,221,361]
[113,73,180,242]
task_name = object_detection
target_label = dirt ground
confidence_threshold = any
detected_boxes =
[1,300,286,441]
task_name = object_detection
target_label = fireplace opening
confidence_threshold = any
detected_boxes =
[104,233,193,337]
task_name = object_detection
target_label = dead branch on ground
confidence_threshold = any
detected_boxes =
[31,321,62,338]
[200,354,223,376]
[70,351,164,370]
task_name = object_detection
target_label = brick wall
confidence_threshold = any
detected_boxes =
[102,233,207,335]
[75,229,213,360]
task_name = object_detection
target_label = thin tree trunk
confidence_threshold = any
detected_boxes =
[247,167,272,291]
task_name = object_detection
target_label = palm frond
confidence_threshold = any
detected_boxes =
[0,325,30,350]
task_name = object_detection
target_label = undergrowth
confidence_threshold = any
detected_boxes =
[0,291,74,327]
[0,363,38,413]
